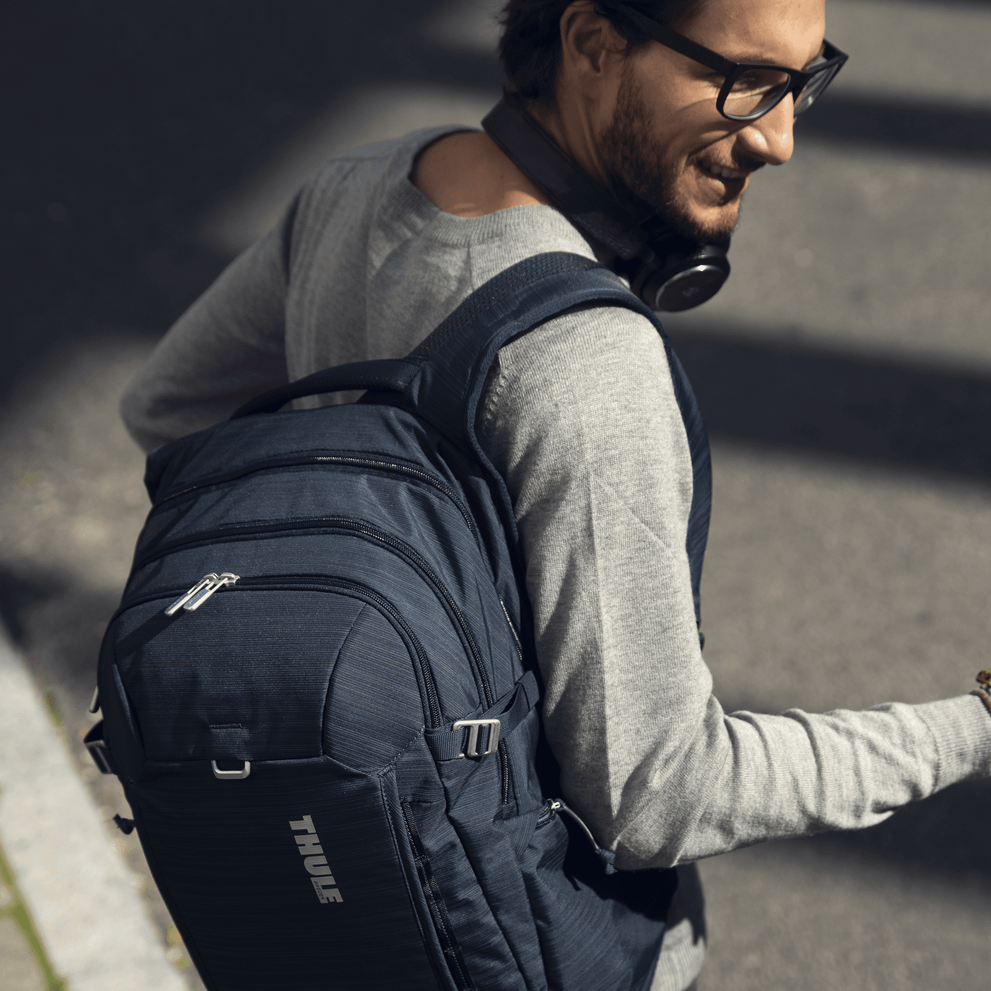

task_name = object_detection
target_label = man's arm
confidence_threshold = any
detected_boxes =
[479,304,991,870]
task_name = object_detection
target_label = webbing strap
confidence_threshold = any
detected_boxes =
[409,254,600,361]
[425,669,540,762]
[406,253,712,641]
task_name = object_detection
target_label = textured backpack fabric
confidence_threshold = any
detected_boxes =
[90,254,712,991]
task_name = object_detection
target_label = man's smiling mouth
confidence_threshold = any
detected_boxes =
[696,160,749,181]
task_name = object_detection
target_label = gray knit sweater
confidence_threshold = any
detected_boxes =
[121,127,991,991]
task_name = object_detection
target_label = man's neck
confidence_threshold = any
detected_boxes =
[411,131,550,218]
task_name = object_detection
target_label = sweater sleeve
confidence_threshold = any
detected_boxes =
[119,203,295,453]
[477,304,991,870]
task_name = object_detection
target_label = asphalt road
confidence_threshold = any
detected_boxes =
[2,1,990,988]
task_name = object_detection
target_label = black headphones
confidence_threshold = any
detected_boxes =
[481,93,731,312]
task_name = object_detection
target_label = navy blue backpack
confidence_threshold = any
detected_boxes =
[86,253,711,991]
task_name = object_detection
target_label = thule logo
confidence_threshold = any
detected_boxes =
[289,815,343,904]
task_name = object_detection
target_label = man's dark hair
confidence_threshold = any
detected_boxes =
[499,1,704,106]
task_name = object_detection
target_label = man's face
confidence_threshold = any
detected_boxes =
[601,0,826,242]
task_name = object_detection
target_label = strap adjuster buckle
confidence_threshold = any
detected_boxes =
[452,718,501,758]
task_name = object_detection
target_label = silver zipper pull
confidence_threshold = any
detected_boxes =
[164,573,240,615]
[184,572,240,612]
[165,574,219,615]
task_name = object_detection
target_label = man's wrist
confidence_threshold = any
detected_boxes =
[970,670,991,716]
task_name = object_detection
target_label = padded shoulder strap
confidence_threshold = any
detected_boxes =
[403,252,712,637]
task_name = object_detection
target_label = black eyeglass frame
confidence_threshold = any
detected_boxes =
[614,3,849,122]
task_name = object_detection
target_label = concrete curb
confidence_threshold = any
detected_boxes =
[0,627,186,991]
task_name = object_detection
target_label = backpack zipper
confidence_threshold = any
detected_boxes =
[495,600,524,806]
[132,518,495,711]
[116,573,442,727]
[400,800,474,991]
[154,454,476,534]
[499,599,523,663]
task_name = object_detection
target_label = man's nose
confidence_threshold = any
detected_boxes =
[738,94,795,166]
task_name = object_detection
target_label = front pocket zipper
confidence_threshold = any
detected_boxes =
[126,518,513,801]
[401,800,474,991]
[132,519,496,710]
[116,573,442,728]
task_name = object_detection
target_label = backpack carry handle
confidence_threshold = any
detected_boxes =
[230,358,421,418]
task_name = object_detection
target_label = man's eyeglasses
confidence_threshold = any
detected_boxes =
[615,3,849,122]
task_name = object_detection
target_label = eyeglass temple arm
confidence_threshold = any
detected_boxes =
[616,3,848,81]
[613,2,737,76]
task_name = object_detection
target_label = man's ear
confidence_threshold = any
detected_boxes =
[558,0,629,86]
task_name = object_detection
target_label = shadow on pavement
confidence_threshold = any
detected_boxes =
[0,562,68,646]
[1,0,500,398]
[799,777,991,885]
[0,561,118,697]
[668,327,991,485]
[802,91,991,162]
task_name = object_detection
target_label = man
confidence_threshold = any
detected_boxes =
[121,2,991,988]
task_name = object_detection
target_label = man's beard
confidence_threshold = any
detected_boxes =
[601,61,743,244]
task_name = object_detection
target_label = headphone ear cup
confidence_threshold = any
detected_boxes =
[634,246,731,312]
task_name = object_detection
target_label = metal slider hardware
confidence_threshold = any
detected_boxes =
[452,718,501,758]
[164,572,240,616]
[87,739,115,775]
[83,723,115,775]
[165,573,217,614]
[211,760,251,780]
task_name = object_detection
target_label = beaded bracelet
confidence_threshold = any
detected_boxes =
[971,669,991,715]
